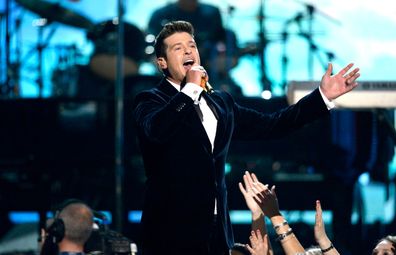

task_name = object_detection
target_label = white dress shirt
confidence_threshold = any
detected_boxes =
[168,80,218,151]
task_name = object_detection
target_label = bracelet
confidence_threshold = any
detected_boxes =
[321,243,334,253]
[276,228,293,242]
[273,220,288,231]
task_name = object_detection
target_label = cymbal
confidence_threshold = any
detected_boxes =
[15,0,94,29]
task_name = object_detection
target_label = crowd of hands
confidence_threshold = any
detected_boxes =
[235,171,396,255]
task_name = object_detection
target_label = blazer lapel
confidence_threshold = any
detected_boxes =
[202,92,227,153]
[158,79,213,153]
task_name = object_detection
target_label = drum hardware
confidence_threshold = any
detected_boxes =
[257,0,272,95]
[1,0,24,97]
[14,0,94,29]
[12,0,94,97]
[279,2,339,90]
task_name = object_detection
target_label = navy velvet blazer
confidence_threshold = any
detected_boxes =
[133,78,329,250]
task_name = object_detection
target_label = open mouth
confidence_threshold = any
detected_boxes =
[183,59,194,70]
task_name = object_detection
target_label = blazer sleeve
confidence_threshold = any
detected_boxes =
[133,89,196,143]
[232,88,330,140]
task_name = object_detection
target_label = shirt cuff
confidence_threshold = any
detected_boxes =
[319,87,335,110]
[181,82,204,102]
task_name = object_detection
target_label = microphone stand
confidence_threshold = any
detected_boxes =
[114,0,125,233]
[280,12,304,91]
[280,27,289,91]
[35,20,57,98]
[306,4,314,80]
[302,3,337,78]
[2,1,25,98]
[4,0,11,97]
[258,0,271,93]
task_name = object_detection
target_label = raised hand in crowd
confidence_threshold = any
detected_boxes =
[246,230,269,255]
[239,171,273,255]
[314,200,339,255]
[241,172,279,219]
[239,172,268,232]
[241,171,305,255]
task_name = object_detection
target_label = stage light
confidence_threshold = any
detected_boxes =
[261,89,272,100]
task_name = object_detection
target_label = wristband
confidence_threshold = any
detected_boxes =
[276,228,293,242]
[273,220,288,231]
[321,243,334,253]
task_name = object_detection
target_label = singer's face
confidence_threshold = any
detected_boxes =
[157,32,201,84]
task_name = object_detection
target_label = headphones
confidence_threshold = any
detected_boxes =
[46,198,85,244]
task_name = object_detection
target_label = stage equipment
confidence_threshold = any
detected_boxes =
[287,81,396,108]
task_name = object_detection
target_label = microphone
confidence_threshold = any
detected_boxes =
[189,65,213,94]
[201,77,214,94]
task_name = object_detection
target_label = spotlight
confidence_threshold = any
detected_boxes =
[261,90,272,100]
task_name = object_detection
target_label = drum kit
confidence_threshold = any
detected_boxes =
[2,0,338,98]
[4,0,152,98]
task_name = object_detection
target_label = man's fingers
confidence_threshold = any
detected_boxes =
[348,70,360,83]
[345,67,360,81]
[338,63,354,76]
[325,62,333,76]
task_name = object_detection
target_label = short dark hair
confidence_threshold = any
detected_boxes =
[154,20,194,58]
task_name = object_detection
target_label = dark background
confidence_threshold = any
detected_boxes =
[0,94,395,254]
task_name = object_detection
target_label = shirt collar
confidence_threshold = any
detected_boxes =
[166,78,181,92]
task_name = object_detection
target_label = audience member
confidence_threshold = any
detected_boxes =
[239,171,340,255]
[371,235,396,255]
[313,200,339,255]
[40,199,94,255]
[239,171,304,254]
[239,172,273,255]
